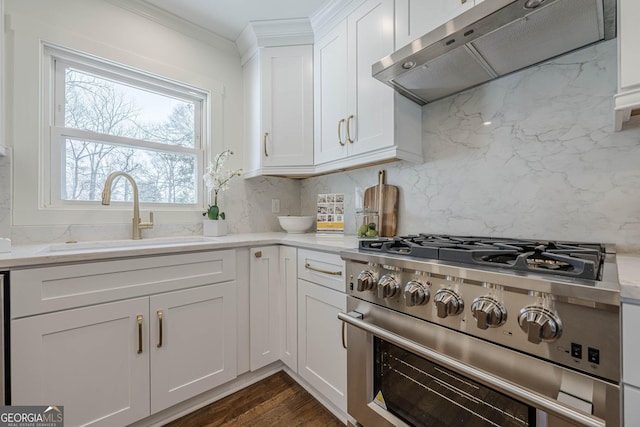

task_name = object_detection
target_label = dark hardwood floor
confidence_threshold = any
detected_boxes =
[163,371,345,427]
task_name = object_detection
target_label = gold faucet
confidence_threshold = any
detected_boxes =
[101,171,154,240]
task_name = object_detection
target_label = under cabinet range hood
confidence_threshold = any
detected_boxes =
[373,0,616,105]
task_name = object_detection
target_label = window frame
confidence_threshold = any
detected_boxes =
[43,44,208,210]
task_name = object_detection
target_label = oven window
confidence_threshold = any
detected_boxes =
[374,338,535,427]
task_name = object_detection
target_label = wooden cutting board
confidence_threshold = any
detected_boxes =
[363,170,399,237]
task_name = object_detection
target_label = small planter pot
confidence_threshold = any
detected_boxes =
[203,219,227,237]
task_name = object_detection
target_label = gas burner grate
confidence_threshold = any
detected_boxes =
[358,235,605,280]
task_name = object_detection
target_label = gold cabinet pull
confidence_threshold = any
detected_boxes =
[157,310,163,348]
[263,132,269,157]
[255,251,262,258]
[346,115,354,143]
[341,321,347,349]
[304,262,342,276]
[338,118,346,146]
[136,315,143,354]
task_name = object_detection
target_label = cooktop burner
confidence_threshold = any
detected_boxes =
[359,235,605,281]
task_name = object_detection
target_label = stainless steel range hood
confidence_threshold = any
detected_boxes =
[373,0,616,105]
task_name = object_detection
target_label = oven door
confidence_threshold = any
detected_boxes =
[339,297,618,427]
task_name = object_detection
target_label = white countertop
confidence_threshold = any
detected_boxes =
[0,232,360,270]
[5,234,640,303]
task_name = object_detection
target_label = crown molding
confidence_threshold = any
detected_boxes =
[310,0,357,38]
[236,18,314,66]
[104,0,239,56]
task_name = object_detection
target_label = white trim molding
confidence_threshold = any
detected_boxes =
[236,19,314,66]
[105,0,239,55]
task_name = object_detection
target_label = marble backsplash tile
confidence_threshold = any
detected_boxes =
[5,174,301,244]
[302,40,640,251]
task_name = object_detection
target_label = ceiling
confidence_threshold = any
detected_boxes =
[142,0,330,42]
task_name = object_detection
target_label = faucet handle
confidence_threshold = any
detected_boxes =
[139,212,154,229]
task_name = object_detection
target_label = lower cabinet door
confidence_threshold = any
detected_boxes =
[12,297,151,427]
[625,384,640,426]
[150,282,237,413]
[297,279,347,413]
[280,246,298,372]
[249,246,281,370]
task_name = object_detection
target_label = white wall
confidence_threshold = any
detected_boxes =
[0,0,301,242]
[4,0,243,228]
[302,40,640,251]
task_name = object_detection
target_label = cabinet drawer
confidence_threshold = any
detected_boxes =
[297,249,345,292]
[11,250,236,318]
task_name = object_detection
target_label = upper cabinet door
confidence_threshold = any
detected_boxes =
[615,0,640,130]
[619,0,640,90]
[313,0,423,172]
[244,44,315,177]
[347,0,396,156]
[314,21,349,165]
[261,46,314,167]
[396,0,477,48]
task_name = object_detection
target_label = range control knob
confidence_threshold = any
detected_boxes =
[471,296,507,329]
[403,280,430,307]
[356,270,377,292]
[518,306,563,344]
[377,275,399,299]
[434,289,464,318]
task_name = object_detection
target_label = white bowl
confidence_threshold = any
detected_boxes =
[278,216,315,233]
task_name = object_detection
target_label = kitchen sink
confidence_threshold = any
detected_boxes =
[40,236,216,253]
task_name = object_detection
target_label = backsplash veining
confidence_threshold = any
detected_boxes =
[3,173,300,245]
[302,40,640,251]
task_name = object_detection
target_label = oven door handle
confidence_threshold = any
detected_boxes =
[338,312,606,427]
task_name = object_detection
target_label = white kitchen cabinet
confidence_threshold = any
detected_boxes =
[314,21,349,164]
[622,301,640,426]
[297,249,347,414]
[313,0,422,172]
[249,246,281,370]
[615,0,640,130]
[150,284,236,413]
[625,384,640,427]
[12,298,150,427]
[12,283,236,425]
[297,248,346,292]
[623,301,640,426]
[298,279,347,414]
[279,246,298,371]
[396,0,476,48]
[623,302,640,386]
[243,45,314,178]
[10,251,237,426]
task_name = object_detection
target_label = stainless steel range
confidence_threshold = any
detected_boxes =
[339,235,620,427]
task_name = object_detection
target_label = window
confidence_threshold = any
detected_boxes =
[46,46,207,207]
